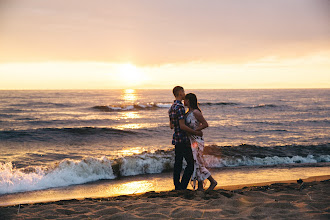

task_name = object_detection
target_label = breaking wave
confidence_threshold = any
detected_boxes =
[0,157,115,195]
[1,144,329,195]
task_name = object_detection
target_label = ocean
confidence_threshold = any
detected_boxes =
[0,89,329,204]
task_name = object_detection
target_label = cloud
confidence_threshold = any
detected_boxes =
[1,52,329,89]
[0,0,329,64]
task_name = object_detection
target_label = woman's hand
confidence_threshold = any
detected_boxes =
[178,119,203,136]
[194,110,208,131]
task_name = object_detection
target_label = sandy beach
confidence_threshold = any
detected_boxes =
[1,176,329,220]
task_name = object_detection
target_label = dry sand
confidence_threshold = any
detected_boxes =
[1,177,329,220]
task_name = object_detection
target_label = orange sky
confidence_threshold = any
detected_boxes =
[0,0,329,89]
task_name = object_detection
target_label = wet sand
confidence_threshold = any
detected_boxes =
[1,176,329,220]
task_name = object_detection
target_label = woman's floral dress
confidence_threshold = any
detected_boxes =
[185,111,211,189]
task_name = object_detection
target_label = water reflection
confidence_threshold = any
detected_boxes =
[115,123,144,129]
[116,147,144,156]
[107,180,153,195]
[117,89,141,121]
[114,123,158,130]
[122,89,137,102]
[120,112,140,119]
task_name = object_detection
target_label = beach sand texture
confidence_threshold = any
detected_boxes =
[1,178,329,220]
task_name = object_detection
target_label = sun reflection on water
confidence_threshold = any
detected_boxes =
[114,123,144,129]
[107,180,153,195]
[114,123,158,130]
[122,89,137,102]
[117,147,144,156]
[119,112,140,119]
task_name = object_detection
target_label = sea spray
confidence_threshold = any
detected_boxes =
[0,157,115,194]
[118,153,174,176]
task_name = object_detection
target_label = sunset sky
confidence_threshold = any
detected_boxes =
[0,0,329,89]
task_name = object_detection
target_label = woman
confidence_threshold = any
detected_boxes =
[184,93,217,191]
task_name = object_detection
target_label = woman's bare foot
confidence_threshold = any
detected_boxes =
[207,181,217,191]
[206,176,217,191]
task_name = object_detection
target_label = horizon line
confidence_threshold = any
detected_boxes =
[0,88,329,91]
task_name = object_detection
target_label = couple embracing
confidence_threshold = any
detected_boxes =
[169,86,217,191]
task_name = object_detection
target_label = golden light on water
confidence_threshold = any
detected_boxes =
[119,112,140,119]
[117,147,144,156]
[125,89,135,94]
[114,123,158,130]
[109,181,153,195]
[114,123,144,130]
[122,89,137,102]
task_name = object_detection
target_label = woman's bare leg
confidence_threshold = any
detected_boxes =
[206,176,217,191]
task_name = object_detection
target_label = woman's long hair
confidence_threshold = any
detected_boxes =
[185,93,201,112]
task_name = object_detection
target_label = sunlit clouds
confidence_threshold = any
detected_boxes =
[1,51,329,89]
[0,0,329,89]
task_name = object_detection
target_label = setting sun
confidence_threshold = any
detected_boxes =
[117,63,147,87]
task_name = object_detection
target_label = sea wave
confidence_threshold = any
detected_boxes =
[0,127,136,141]
[92,102,239,112]
[203,144,330,158]
[1,144,329,194]
[199,102,238,106]
[92,103,171,112]
[0,157,115,195]
[242,104,283,109]
[203,155,330,168]
[10,102,72,108]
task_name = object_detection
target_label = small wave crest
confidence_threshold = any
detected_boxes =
[10,102,72,108]
[0,127,136,141]
[200,102,238,106]
[204,154,330,168]
[243,104,281,109]
[93,103,171,112]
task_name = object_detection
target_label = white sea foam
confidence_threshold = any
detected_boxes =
[108,106,121,111]
[156,103,172,108]
[203,154,330,168]
[0,157,115,195]
[119,153,173,176]
[1,153,329,195]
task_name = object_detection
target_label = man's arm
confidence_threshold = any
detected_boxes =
[179,119,203,136]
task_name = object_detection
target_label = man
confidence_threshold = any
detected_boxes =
[168,86,202,190]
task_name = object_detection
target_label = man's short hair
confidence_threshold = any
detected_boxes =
[173,86,184,97]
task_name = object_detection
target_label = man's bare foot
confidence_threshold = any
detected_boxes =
[206,181,217,191]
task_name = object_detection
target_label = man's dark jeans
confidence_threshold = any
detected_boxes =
[174,142,194,190]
